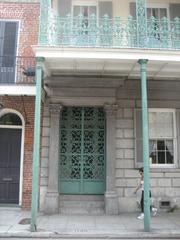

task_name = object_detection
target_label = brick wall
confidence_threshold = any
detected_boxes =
[0,1,40,209]
[0,96,35,209]
[0,2,40,57]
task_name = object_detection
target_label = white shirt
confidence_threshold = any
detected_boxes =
[141,180,144,191]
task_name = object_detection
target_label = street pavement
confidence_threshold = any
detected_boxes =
[0,207,180,239]
[2,238,179,240]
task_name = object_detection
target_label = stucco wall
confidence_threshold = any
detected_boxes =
[113,0,180,18]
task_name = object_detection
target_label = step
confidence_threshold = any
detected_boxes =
[59,195,105,215]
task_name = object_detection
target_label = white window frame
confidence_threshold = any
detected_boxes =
[0,108,25,206]
[72,0,99,18]
[149,108,177,168]
[146,3,170,19]
[129,2,170,19]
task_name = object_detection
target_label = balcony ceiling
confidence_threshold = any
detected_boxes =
[34,47,180,85]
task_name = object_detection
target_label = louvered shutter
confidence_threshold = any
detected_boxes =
[169,4,180,19]
[129,2,136,19]
[99,1,112,46]
[59,0,71,17]
[176,110,180,167]
[169,4,180,48]
[0,21,18,83]
[134,109,143,167]
[99,1,112,18]
[0,22,5,58]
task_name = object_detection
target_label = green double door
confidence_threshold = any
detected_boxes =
[59,107,106,194]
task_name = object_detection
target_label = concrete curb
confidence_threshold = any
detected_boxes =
[1,231,180,239]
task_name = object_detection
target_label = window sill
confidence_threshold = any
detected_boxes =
[149,165,180,173]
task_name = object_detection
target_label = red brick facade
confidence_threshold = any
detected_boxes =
[0,2,40,209]
[0,2,40,57]
[0,96,35,209]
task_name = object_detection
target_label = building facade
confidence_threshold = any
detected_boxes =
[36,0,180,215]
[1,0,180,217]
[0,0,39,209]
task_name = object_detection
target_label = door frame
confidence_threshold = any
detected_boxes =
[59,106,106,194]
[0,108,25,206]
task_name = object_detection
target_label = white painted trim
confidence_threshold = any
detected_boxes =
[150,164,176,169]
[148,108,176,168]
[147,3,169,10]
[50,96,116,106]
[0,109,25,206]
[72,0,99,20]
[72,0,98,6]
[33,47,180,62]
[0,85,36,96]
[0,125,22,129]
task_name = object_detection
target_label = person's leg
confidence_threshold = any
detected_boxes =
[150,191,152,212]
[141,191,144,213]
[137,191,144,219]
[149,191,157,216]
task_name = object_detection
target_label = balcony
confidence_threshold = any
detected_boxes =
[0,56,35,85]
[0,56,36,96]
[39,13,180,50]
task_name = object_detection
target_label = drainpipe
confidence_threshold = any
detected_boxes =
[30,57,44,232]
[138,59,150,232]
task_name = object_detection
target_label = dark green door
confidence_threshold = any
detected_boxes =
[0,129,21,203]
[59,107,106,194]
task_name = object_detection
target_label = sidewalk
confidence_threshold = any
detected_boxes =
[0,207,180,239]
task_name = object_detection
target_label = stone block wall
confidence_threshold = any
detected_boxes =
[115,104,180,212]
[115,87,180,212]
[39,104,50,211]
[39,78,180,213]
[0,1,40,57]
[39,99,180,213]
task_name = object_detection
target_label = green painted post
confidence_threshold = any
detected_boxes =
[30,57,44,232]
[138,59,150,232]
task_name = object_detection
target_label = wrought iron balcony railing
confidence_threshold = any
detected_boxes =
[39,14,180,50]
[0,56,35,84]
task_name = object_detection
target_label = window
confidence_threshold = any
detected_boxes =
[73,5,97,18]
[135,109,176,168]
[72,1,97,45]
[73,2,97,30]
[73,5,97,34]
[0,113,22,126]
[0,21,18,83]
[149,110,175,166]
[146,6,169,47]
[147,7,168,19]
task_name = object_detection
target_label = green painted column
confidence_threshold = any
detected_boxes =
[30,57,44,232]
[138,59,150,232]
[136,0,147,47]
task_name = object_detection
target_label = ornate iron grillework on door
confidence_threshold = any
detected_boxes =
[59,107,105,194]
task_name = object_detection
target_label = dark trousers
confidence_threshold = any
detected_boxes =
[141,190,152,213]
